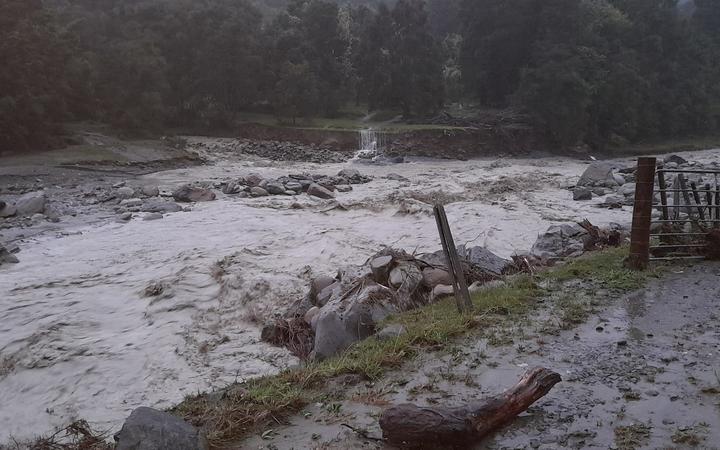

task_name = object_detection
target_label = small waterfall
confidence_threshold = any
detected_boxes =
[354,128,385,160]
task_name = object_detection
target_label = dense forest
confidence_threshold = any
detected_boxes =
[1,0,719,153]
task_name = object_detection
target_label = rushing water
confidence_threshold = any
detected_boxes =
[355,128,386,160]
[2,144,719,442]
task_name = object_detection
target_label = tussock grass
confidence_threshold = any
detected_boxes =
[173,247,653,448]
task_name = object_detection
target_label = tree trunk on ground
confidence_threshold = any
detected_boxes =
[379,367,561,449]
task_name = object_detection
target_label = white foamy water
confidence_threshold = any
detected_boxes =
[2,144,719,441]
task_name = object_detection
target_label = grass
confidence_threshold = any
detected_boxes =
[172,247,657,448]
[234,111,467,132]
[615,135,720,157]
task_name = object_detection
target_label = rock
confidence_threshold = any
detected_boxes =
[603,195,625,209]
[310,275,336,303]
[0,244,19,265]
[285,181,303,192]
[386,173,409,182]
[664,154,688,165]
[456,245,510,275]
[250,187,269,197]
[335,185,353,193]
[120,198,143,208]
[316,281,341,307]
[313,283,396,360]
[304,306,320,328]
[619,183,636,197]
[573,187,592,201]
[117,212,133,222]
[142,199,183,213]
[141,185,160,197]
[431,284,455,300]
[31,213,45,222]
[265,182,286,195]
[116,186,135,199]
[389,263,423,294]
[370,255,393,285]
[613,173,626,186]
[577,162,618,187]
[172,185,216,203]
[422,267,453,288]
[307,183,335,199]
[245,173,265,187]
[338,168,361,180]
[143,212,163,221]
[15,191,46,216]
[376,324,407,340]
[0,202,17,218]
[592,187,608,196]
[114,407,208,450]
[531,223,588,259]
[222,181,241,195]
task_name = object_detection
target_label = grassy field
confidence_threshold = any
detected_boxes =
[172,247,661,447]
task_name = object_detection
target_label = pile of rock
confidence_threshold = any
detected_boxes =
[530,221,628,260]
[228,139,349,164]
[263,246,510,361]
[572,155,720,210]
[101,182,184,222]
[221,169,372,199]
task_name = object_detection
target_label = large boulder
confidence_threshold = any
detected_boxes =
[313,282,396,360]
[456,245,510,276]
[531,223,589,259]
[173,185,216,203]
[142,199,183,214]
[114,407,208,450]
[307,183,335,199]
[15,191,46,216]
[141,185,160,197]
[577,162,619,187]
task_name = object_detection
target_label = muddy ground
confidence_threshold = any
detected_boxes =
[244,263,720,450]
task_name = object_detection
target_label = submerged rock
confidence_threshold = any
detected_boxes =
[172,185,216,203]
[114,407,208,450]
[142,199,183,214]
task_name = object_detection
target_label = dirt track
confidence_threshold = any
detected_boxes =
[244,262,720,450]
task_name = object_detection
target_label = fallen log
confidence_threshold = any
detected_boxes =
[379,367,561,449]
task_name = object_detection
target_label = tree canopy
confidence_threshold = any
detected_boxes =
[2,0,719,153]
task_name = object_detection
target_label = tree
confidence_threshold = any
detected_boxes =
[0,0,70,153]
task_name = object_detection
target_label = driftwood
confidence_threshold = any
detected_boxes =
[379,367,561,449]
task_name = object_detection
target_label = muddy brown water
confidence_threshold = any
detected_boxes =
[243,263,720,450]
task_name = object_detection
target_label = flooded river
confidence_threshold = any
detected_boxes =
[1,143,718,441]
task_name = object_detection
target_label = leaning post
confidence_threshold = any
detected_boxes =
[433,204,473,313]
[627,157,657,270]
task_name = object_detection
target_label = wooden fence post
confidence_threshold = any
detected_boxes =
[434,204,473,313]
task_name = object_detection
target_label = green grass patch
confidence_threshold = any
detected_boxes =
[173,247,655,447]
[539,247,659,291]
